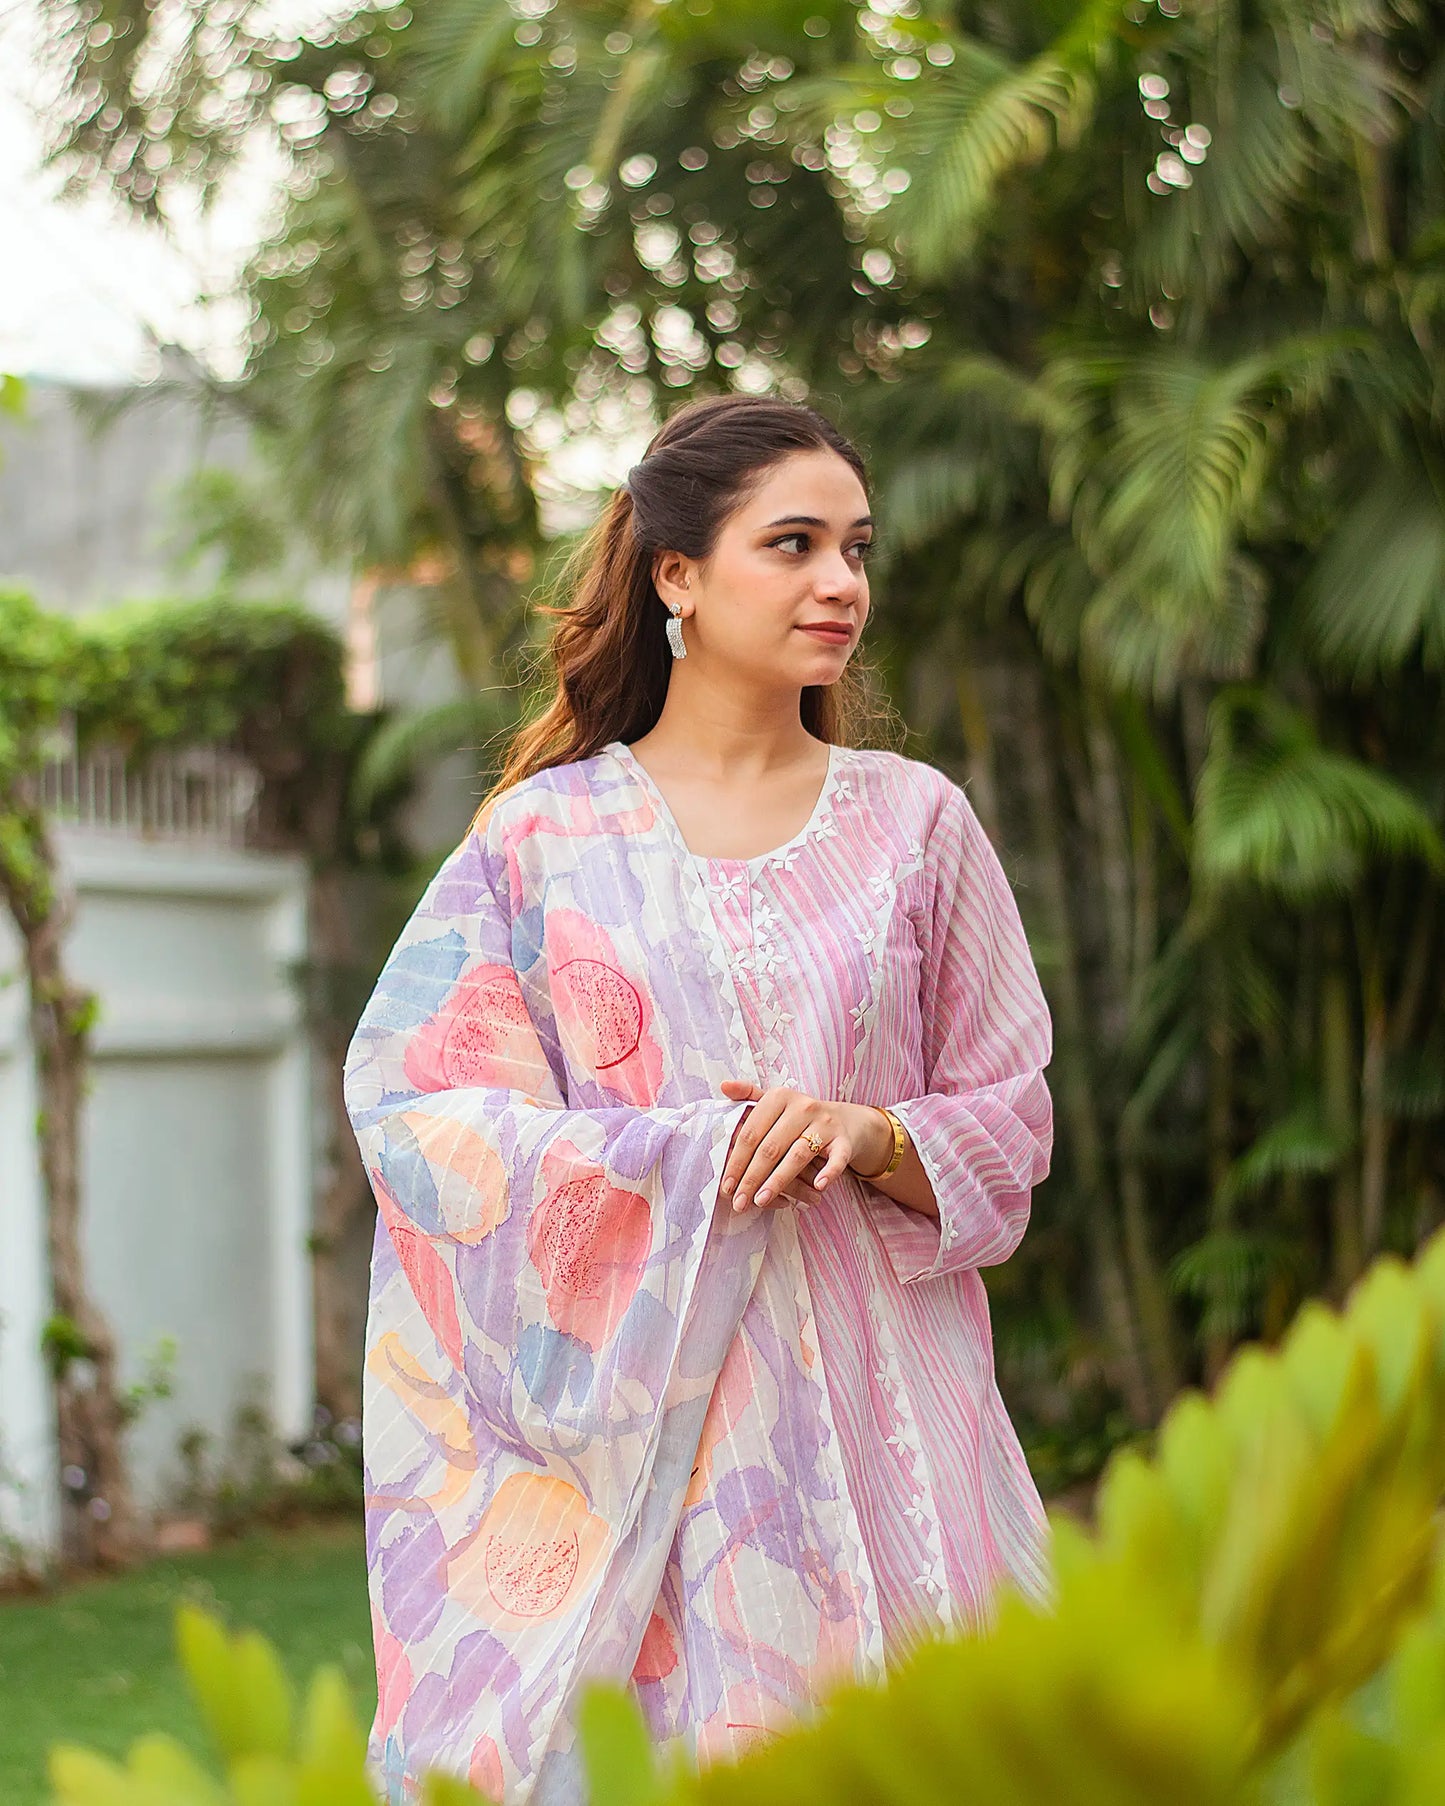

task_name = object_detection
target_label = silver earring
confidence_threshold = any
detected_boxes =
[666,604,687,660]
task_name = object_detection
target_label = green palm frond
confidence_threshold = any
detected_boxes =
[1133,21,1402,300]
[351,691,519,815]
[857,356,1064,553]
[1038,337,1356,693]
[404,0,520,135]
[1382,1047,1445,1122]
[788,0,1112,279]
[885,38,1098,276]
[1218,1100,1355,1206]
[1167,1227,1303,1338]
[1300,457,1445,678]
[1194,689,1445,899]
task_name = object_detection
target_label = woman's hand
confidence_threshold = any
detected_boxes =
[718,1080,894,1213]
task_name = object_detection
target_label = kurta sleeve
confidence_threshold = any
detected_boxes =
[867,780,1054,1285]
[343,814,752,1537]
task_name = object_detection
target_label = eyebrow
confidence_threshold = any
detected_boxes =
[761,515,875,529]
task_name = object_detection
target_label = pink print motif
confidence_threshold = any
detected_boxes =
[546,909,665,1103]
[467,1736,505,1799]
[371,1607,413,1743]
[527,1166,652,1352]
[555,959,642,1067]
[403,963,553,1096]
[371,1170,463,1369]
[632,1609,679,1683]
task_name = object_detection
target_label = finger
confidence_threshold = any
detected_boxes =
[782,1157,824,1197]
[735,1114,822,1211]
[720,1079,763,1100]
[754,1138,827,1210]
[720,1091,788,1198]
[810,1141,853,1194]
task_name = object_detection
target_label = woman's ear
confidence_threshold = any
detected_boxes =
[651,550,694,615]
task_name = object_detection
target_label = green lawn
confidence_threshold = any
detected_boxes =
[0,1519,374,1806]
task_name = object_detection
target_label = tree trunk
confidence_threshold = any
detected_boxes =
[308,864,375,1423]
[0,805,141,1570]
[1009,660,1155,1424]
[1321,937,1363,1296]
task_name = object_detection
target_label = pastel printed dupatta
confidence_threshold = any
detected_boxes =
[345,753,886,1805]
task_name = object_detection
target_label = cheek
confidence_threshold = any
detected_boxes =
[705,567,800,647]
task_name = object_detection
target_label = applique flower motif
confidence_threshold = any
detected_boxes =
[447,1471,610,1630]
[753,942,781,977]
[710,868,747,905]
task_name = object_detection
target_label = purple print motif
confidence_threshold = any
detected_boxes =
[345,741,1055,1804]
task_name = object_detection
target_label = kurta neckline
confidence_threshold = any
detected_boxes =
[604,738,842,872]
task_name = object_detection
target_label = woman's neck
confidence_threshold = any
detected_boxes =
[632,684,817,783]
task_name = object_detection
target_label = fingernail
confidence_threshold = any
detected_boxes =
[721,1178,734,1196]
[756,1188,771,1204]
[813,1175,828,1191]
[732,1196,748,1213]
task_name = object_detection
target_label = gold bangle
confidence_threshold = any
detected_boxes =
[853,1106,906,1181]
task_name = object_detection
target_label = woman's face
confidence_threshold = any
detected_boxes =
[651,448,873,694]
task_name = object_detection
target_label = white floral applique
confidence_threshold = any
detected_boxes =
[709,867,748,906]
[871,1311,953,1626]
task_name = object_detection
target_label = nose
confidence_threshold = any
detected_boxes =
[815,550,862,604]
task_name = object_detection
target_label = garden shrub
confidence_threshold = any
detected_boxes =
[45,1228,1445,1805]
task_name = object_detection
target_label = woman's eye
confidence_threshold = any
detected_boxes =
[768,534,875,558]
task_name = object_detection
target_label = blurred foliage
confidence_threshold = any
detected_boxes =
[174,1399,365,1539]
[31,0,1445,1470]
[41,1228,1445,1806]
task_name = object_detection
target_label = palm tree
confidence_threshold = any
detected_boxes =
[36,0,1445,1461]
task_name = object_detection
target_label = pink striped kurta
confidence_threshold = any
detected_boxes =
[612,740,1056,1736]
[347,736,1054,1802]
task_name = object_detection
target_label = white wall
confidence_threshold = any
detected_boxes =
[0,828,313,1561]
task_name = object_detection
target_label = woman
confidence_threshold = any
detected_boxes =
[344,393,1055,1806]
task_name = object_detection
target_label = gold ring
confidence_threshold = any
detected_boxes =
[800,1130,825,1157]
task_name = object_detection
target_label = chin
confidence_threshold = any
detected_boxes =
[799,651,853,685]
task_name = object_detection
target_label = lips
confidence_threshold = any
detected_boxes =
[797,623,853,644]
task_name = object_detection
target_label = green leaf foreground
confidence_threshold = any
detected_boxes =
[43,1229,1445,1806]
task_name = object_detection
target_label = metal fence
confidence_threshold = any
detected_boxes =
[39,722,264,849]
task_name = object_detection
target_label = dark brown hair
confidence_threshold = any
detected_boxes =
[477,393,881,818]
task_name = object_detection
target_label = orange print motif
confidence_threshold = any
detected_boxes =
[398,1111,510,1242]
[684,1331,757,1510]
[403,963,553,1097]
[448,1471,609,1631]
[527,1165,652,1352]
